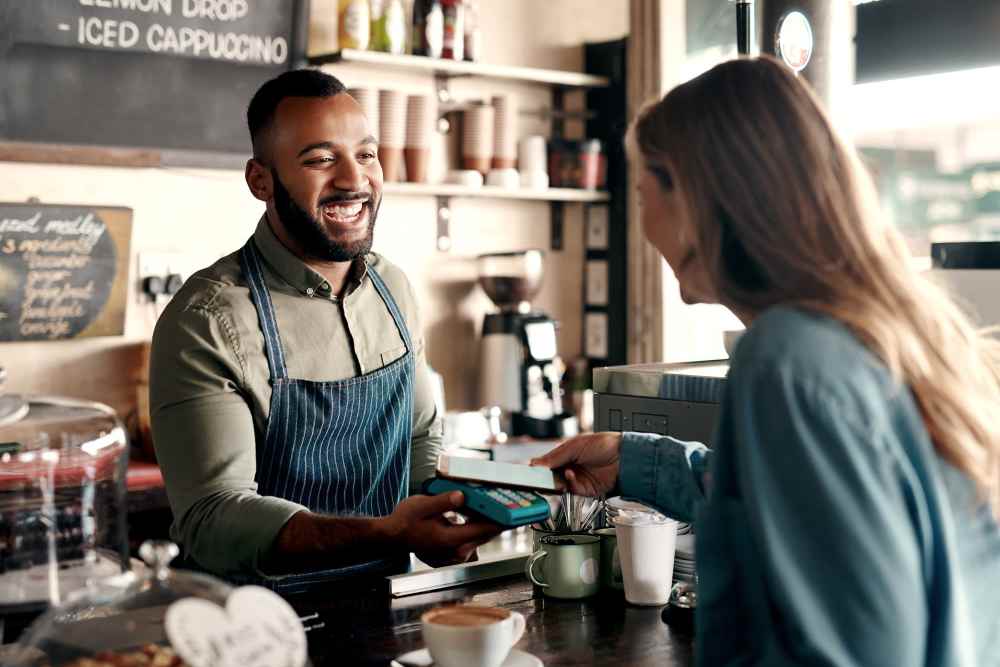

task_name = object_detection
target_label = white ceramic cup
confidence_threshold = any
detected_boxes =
[613,514,678,606]
[421,605,526,667]
[723,329,745,357]
[491,94,517,161]
[485,168,520,189]
[518,135,547,174]
[520,169,549,190]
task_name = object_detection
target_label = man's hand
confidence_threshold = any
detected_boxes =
[385,492,504,566]
[531,432,622,497]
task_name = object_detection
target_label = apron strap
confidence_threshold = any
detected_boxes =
[367,266,414,354]
[240,241,413,381]
[239,240,288,380]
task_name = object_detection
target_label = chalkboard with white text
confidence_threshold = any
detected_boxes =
[0,0,307,154]
[0,203,132,341]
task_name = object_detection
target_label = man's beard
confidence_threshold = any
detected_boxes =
[271,168,378,262]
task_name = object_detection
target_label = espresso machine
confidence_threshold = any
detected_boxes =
[477,250,578,438]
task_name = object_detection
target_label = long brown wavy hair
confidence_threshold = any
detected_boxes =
[632,56,1000,515]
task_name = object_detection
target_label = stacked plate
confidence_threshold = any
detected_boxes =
[673,532,696,584]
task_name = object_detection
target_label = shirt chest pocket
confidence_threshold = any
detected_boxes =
[379,344,408,366]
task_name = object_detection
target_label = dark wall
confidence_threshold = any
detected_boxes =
[856,0,1000,82]
[686,0,1000,87]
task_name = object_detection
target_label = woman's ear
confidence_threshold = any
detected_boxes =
[245,159,273,202]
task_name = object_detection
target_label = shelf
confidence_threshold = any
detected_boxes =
[309,50,610,88]
[383,182,610,202]
[383,183,607,252]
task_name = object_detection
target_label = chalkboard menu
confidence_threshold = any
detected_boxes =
[0,203,132,342]
[7,0,294,65]
[0,0,308,155]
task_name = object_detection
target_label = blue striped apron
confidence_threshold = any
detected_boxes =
[238,240,413,591]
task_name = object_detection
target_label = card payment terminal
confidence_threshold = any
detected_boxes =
[422,478,550,528]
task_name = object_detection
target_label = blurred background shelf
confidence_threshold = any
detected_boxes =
[383,182,610,202]
[309,49,610,88]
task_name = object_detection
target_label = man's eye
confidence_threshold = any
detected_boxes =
[306,156,335,165]
[358,152,377,162]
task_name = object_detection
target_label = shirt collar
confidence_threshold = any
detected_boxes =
[252,216,369,299]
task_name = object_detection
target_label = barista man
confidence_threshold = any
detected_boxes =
[149,69,501,587]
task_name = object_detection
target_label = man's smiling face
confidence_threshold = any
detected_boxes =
[265,93,382,262]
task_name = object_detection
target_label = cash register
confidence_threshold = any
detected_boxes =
[593,361,728,445]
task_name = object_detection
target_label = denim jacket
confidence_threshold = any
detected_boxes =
[618,307,1000,666]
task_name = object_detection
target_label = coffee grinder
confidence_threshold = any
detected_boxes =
[476,250,578,438]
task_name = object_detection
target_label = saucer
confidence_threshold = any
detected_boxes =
[393,647,543,667]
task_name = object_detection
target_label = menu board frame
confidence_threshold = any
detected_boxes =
[0,202,132,342]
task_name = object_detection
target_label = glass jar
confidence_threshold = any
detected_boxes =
[7,541,313,667]
[0,396,129,617]
[411,0,444,58]
[441,0,464,60]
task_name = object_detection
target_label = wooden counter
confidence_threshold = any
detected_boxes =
[289,575,695,666]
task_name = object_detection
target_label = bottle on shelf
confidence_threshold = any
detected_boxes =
[412,0,444,58]
[371,0,406,54]
[463,0,482,62]
[338,0,370,51]
[441,0,464,61]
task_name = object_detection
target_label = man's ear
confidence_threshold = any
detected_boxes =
[245,158,273,202]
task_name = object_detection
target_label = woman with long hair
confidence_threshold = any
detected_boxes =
[534,56,1000,666]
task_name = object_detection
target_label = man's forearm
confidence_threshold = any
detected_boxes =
[261,510,404,574]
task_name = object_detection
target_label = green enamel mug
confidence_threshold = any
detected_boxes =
[525,533,600,599]
[591,527,624,591]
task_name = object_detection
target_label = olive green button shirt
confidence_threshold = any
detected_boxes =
[149,217,443,578]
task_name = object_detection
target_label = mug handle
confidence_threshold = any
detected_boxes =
[525,550,549,587]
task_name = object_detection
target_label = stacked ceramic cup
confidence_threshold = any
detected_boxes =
[378,89,407,182]
[461,103,494,176]
[490,95,517,169]
[518,135,549,189]
[347,87,379,142]
[405,94,433,183]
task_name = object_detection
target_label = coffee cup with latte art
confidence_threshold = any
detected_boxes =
[421,605,526,667]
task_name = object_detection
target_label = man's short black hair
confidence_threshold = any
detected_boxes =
[247,69,348,161]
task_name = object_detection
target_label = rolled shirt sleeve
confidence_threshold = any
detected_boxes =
[150,298,305,577]
[618,432,712,524]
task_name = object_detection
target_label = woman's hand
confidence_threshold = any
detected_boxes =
[531,432,623,497]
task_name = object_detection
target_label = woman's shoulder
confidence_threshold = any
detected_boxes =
[731,305,904,427]
[735,306,877,375]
